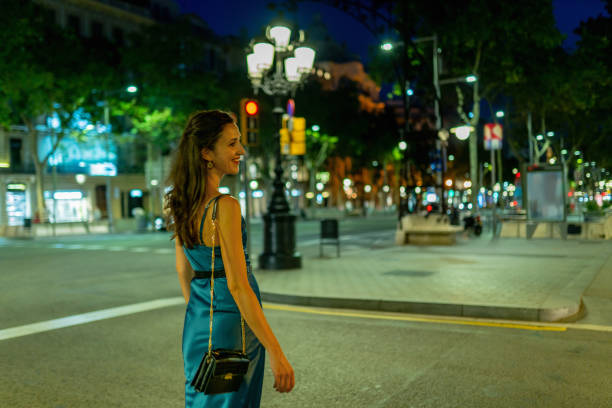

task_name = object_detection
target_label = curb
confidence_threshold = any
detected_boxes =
[260,291,583,323]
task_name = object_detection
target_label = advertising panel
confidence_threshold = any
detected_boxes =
[526,168,565,221]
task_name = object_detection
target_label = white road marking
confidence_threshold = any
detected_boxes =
[108,246,125,251]
[0,297,185,341]
[130,247,149,253]
[299,230,392,247]
[66,244,83,249]
[82,245,103,250]
[153,248,173,254]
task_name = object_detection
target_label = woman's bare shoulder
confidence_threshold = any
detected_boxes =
[216,195,241,218]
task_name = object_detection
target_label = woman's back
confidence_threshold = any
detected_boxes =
[182,194,251,273]
[181,194,265,407]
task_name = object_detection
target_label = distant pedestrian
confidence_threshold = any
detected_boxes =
[165,110,294,407]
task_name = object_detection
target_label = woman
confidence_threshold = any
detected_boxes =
[165,110,294,407]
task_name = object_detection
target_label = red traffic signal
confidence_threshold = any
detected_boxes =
[245,100,259,116]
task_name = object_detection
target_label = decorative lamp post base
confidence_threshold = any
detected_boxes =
[258,212,302,270]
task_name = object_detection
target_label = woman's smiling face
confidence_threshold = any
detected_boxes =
[208,122,246,176]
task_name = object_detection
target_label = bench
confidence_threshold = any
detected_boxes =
[395,214,463,245]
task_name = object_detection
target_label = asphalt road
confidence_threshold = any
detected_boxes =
[1,215,611,407]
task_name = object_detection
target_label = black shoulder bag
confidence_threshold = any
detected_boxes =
[191,195,250,394]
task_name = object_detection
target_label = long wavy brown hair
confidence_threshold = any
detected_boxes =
[164,110,234,248]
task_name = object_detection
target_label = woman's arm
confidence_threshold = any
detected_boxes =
[216,196,294,393]
[175,238,194,304]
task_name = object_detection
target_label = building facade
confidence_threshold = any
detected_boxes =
[0,0,238,237]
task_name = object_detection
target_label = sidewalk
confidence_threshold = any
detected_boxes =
[254,235,612,322]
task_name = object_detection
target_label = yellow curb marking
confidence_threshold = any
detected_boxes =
[263,303,568,332]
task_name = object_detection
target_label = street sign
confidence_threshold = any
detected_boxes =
[286,99,295,117]
[484,123,503,150]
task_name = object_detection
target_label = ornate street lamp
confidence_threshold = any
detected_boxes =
[246,21,315,270]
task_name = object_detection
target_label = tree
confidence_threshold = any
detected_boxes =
[565,1,612,169]
[294,76,397,206]
[0,0,116,220]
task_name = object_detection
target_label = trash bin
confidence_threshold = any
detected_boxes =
[320,218,339,257]
[132,207,147,232]
[23,218,32,229]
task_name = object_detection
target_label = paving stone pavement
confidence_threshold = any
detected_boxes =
[254,236,612,322]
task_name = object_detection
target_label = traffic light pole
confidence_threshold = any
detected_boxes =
[258,97,301,270]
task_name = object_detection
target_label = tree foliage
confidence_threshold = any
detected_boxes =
[0,0,116,218]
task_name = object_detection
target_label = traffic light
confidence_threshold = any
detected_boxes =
[280,115,306,156]
[290,117,306,156]
[239,98,259,146]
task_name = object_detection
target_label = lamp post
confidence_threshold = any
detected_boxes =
[101,85,138,234]
[382,36,444,215]
[381,39,417,219]
[440,75,479,211]
[450,125,475,208]
[246,22,315,270]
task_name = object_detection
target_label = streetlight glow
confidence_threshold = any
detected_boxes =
[311,125,320,132]
[536,134,544,141]
[381,42,393,51]
[284,57,300,82]
[496,111,504,118]
[450,125,473,141]
[253,42,274,70]
[268,25,291,50]
[294,46,315,73]
[398,141,407,151]
[126,85,138,93]
[466,75,477,83]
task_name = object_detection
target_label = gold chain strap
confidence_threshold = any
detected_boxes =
[207,197,246,357]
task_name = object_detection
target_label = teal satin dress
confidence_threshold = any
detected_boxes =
[182,196,265,407]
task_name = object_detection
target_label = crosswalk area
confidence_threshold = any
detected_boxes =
[0,229,395,255]
[0,240,175,255]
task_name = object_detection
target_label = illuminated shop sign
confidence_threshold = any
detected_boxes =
[52,191,84,200]
[89,162,117,176]
[130,189,143,198]
[38,129,117,175]
[7,183,27,191]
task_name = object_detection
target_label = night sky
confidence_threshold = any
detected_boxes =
[175,0,609,62]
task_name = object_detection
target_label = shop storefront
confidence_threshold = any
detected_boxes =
[6,183,28,226]
[44,190,90,223]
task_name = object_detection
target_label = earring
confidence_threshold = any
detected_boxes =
[207,161,214,169]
